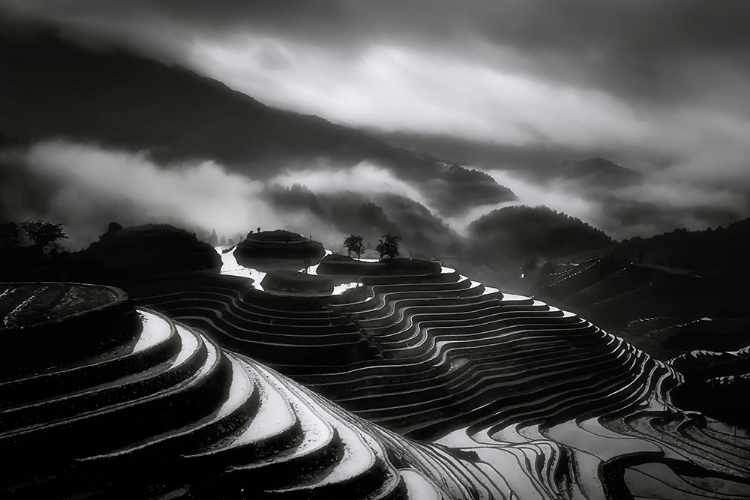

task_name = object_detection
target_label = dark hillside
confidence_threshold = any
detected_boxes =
[0,24,514,216]
[468,205,613,261]
[532,218,750,360]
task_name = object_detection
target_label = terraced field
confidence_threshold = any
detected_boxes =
[537,258,750,361]
[2,248,749,498]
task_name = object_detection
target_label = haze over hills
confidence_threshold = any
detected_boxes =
[2,19,747,294]
[1,18,747,292]
[1,3,750,498]
[265,186,463,257]
[2,17,748,253]
[0,25,406,173]
[372,129,750,239]
[0,24,515,232]
[553,158,643,187]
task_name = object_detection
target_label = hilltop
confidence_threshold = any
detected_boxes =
[554,157,643,187]
[469,205,614,261]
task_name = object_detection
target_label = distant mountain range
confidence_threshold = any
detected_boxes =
[0,19,633,284]
[554,157,642,187]
[0,24,514,217]
[367,129,635,179]
[265,185,462,256]
[3,19,745,299]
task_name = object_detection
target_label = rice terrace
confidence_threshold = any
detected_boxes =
[2,2,750,499]
[1,226,748,499]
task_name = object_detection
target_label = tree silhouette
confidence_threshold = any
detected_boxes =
[376,232,401,261]
[20,219,68,252]
[343,234,366,260]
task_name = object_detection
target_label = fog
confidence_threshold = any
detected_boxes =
[272,161,434,210]
[2,1,749,249]
[0,141,346,249]
[2,139,747,253]
[445,167,749,241]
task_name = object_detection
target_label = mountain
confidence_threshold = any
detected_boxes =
[365,128,615,172]
[264,185,462,255]
[554,157,643,187]
[0,26,395,174]
[613,218,750,274]
[0,23,514,216]
[533,217,750,360]
[468,205,614,261]
[428,164,516,216]
[448,206,615,292]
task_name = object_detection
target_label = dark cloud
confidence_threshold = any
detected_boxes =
[1,0,748,237]
[3,1,749,145]
[3,0,750,109]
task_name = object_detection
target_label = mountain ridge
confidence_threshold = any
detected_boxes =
[0,22,515,217]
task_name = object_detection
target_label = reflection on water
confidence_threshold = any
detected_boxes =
[304,249,332,276]
[216,246,266,290]
[332,282,362,295]
[216,246,361,296]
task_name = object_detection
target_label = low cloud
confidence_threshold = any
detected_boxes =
[449,167,749,241]
[2,3,749,235]
[0,141,346,248]
[1,140,746,253]
[444,169,602,237]
[488,170,600,222]
[271,161,432,209]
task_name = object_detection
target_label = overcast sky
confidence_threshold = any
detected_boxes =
[2,1,749,187]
